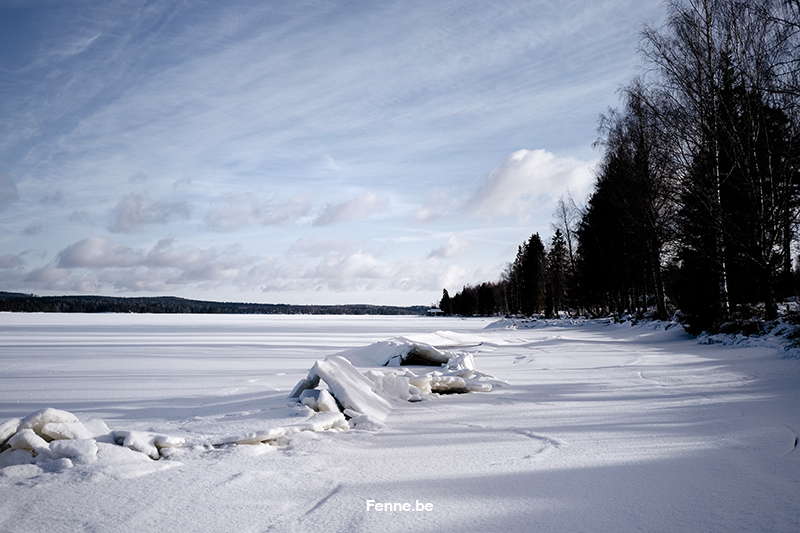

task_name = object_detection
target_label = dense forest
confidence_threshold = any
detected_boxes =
[441,0,800,333]
[0,292,426,316]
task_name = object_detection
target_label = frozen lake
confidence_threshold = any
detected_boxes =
[1,313,799,532]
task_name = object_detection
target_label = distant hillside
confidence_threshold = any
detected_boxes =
[0,292,427,315]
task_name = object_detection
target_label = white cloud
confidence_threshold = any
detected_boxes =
[24,263,73,288]
[57,236,144,268]
[309,251,398,284]
[428,235,472,259]
[108,193,192,233]
[43,236,261,294]
[464,149,595,222]
[314,193,390,226]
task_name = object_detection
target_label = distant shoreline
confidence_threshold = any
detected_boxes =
[0,292,427,315]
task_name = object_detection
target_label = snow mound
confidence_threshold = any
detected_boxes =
[343,330,485,367]
[289,343,507,425]
[0,408,161,477]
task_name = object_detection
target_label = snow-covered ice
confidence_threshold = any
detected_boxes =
[1,313,798,532]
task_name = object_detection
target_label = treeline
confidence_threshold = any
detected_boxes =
[439,227,576,319]
[0,292,426,316]
[442,0,800,333]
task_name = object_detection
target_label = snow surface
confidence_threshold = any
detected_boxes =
[1,313,799,532]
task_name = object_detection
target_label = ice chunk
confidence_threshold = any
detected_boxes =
[114,430,186,460]
[41,421,94,441]
[399,343,451,366]
[0,418,21,447]
[307,355,392,423]
[226,427,287,445]
[19,408,80,438]
[300,390,320,410]
[83,418,114,443]
[409,375,432,395]
[291,411,349,432]
[464,379,492,392]
[364,370,422,402]
[316,389,339,413]
[289,375,321,399]
[445,351,476,371]
[428,375,470,394]
[344,332,486,367]
[298,388,340,412]
[400,330,484,349]
[49,439,99,463]
[8,428,54,458]
[96,441,154,463]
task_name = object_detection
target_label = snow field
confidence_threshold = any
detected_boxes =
[0,313,798,532]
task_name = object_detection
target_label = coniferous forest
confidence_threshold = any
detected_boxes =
[442,0,800,333]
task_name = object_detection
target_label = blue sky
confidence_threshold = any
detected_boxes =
[0,0,663,306]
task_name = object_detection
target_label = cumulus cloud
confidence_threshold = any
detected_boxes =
[24,263,72,288]
[427,235,472,259]
[41,235,262,293]
[57,236,144,268]
[464,149,595,221]
[314,192,390,226]
[16,231,466,297]
[108,193,192,233]
[205,192,313,231]
[0,171,19,212]
[309,251,398,283]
